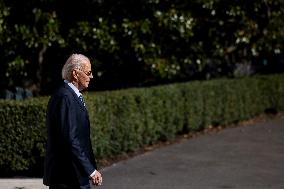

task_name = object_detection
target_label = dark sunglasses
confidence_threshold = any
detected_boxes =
[76,69,93,77]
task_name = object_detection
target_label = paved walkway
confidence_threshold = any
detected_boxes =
[1,117,284,189]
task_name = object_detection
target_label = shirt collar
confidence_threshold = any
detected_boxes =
[64,80,81,97]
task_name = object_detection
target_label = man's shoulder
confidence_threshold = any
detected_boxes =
[53,83,71,94]
[50,83,74,100]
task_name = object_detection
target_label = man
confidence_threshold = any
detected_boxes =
[43,54,102,189]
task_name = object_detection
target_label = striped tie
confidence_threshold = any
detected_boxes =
[79,95,86,107]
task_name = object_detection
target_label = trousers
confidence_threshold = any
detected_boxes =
[49,183,91,189]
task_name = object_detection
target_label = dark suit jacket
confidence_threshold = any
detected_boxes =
[43,82,97,187]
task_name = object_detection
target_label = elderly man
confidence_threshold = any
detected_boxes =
[43,54,102,189]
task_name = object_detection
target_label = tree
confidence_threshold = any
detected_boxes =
[0,1,64,94]
[0,0,283,94]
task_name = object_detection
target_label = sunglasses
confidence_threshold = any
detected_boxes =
[76,69,93,77]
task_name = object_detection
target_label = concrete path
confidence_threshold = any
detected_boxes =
[0,179,47,189]
[1,117,284,189]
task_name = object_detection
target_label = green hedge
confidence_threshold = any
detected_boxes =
[0,98,46,172]
[1,74,284,173]
[88,74,284,159]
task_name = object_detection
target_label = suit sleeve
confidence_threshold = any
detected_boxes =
[59,95,96,176]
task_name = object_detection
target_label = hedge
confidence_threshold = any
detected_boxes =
[0,74,284,173]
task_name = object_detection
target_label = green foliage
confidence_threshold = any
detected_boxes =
[1,0,284,92]
[0,74,284,173]
[0,98,47,171]
[90,73,284,159]
[0,1,64,88]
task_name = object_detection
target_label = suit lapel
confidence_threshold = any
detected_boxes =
[63,83,86,111]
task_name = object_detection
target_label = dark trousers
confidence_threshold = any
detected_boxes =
[49,184,91,189]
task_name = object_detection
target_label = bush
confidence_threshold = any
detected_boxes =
[0,74,284,174]
[0,98,47,173]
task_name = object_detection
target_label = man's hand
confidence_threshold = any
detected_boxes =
[91,171,103,186]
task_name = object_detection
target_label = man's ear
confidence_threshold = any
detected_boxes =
[72,70,79,80]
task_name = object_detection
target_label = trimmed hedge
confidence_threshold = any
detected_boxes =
[0,98,46,172]
[1,74,284,173]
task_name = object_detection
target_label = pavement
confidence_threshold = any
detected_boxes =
[1,116,284,189]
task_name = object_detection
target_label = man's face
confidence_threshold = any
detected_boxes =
[76,61,93,91]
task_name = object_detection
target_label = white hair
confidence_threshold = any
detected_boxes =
[62,54,90,81]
